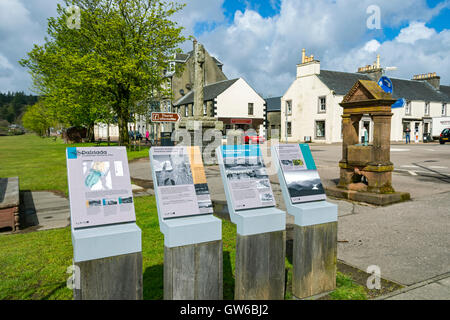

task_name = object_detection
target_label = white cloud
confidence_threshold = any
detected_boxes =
[0,54,14,77]
[395,21,437,44]
[363,40,381,53]
[197,0,450,97]
[1,0,449,94]
[173,0,225,51]
[0,0,60,92]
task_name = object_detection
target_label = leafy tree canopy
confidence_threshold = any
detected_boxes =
[21,0,186,144]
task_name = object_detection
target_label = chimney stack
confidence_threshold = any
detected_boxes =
[412,72,440,90]
[357,55,383,81]
[297,49,320,78]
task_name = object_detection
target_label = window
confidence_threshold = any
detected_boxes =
[203,102,207,116]
[318,96,327,113]
[185,105,189,117]
[315,121,326,139]
[287,122,292,137]
[425,102,430,116]
[190,104,194,116]
[248,103,254,116]
[442,103,447,116]
[286,100,292,115]
[405,101,411,115]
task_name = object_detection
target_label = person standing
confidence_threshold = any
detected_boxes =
[146,130,150,144]
[362,126,369,146]
[405,127,411,144]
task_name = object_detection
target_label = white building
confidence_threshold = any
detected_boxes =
[174,78,267,136]
[281,50,450,143]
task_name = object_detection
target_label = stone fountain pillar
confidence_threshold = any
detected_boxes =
[326,80,410,205]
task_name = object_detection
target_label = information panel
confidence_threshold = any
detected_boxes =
[66,147,136,229]
[151,146,213,220]
[274,144,327,204]
[220,145,276,211]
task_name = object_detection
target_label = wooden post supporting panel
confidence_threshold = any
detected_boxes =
[235,231,286,300]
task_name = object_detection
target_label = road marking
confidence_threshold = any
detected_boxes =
[401,165,419,168]
[425,149,435,152]
[391,148,410,152]
[429,166,447,169]
[408,170,418,176]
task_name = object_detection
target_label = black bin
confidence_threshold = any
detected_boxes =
[160,132,174,146]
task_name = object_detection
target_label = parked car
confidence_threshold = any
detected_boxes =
[244,131,265,144]
[439,128,450,144]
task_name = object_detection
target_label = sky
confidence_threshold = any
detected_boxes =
[0,0,449,98]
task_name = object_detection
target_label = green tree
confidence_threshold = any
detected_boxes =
[21,0,186,145]
[22,101,57,137]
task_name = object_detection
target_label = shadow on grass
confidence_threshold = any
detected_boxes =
[143,264,164,300]
[223,251,235,300]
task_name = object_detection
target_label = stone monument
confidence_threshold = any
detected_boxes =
[326,80,410,205]
[177,41,223,162]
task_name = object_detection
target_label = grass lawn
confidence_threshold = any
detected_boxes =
[0,196,366,300]
[0,196,240,300]
[0,134,150,196]
[0,134,369,300]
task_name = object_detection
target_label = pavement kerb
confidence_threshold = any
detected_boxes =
[374,271,450,300]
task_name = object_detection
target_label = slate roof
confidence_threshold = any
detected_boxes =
[265,97,282,112]
[439,85,450,102]
[174,79,240,106]
[174,53,190,62]
[318,70,450,103]
[317,70,371,95]
[389,78,450,102]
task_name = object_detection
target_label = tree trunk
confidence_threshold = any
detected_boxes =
[87,123,95,143]
[114,86,131,147]
[118,113,129,147]
[107,122,110,146]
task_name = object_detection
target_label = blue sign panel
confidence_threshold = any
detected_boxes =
[392,98,406,109]
[378,76,393,94]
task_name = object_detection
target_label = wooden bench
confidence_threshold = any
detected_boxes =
[0,177,20,232]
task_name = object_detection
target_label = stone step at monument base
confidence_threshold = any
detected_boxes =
[325,185,411,206]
